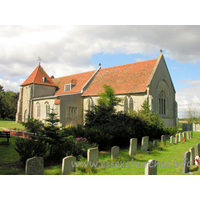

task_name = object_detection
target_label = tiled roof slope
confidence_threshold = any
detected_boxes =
[21,66,58,87]
[82,59,158,96]
[52,70,96,95]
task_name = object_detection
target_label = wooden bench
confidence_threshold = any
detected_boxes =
[0,131,11,143]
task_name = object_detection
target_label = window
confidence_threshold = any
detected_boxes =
[36,103,40,117]
[129,97,134,111]
[159,91,166,115]
[24,109,27,122]
[45,102,50,117]
[124,97,128,113]
[66,107,78,118]
[86,98,93,111]
[124,96,134,113]
[64,83,76,91]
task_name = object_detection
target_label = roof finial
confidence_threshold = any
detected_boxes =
[38,57,42,66]
[160,49,162,53]
[98,63,101,69]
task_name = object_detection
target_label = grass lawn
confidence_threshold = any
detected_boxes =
[0,120,25,131]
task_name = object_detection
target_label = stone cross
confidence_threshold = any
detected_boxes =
[25,157,44,175]
[145,159,157,175]
[170,136,173,144]
[189,147,195,165]
[62,156,76,175]
[87,147,99,163]
[141,136,149,152]
[182,151,191,173]
[129,138,137,156]
[111,146,119,160]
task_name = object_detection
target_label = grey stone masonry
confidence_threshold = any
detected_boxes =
[62,156,76,175]
[111,146,120,160]
[182,151,191,173]
[145,159,157,175]
[179,132,182,142]
[25,157,44,175]
[129,138,137,156]
[141,136,149,152]
[175,135,178,143]
[170,136,173,144]
[87,147,99,163]
[161,135,166,145]
[196,143,200,156]
[189,147,195,165]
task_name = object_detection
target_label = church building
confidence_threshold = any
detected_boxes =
[16,51,178,127]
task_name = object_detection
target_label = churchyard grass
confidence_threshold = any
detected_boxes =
[0,120,25,131]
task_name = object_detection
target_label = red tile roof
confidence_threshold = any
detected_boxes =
[54,98,61,105]
[82,59,158,96]
[21,66,58,87]
[52,70,96,95]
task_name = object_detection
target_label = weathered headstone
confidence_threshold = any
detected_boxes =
[111,146,119,160]
[175,135,178,143]
[189,147,195,165]
[182,151,191,173]
[190,131,193,139]
[161,135,166,145]
[141,136,149,152]
[196,143,200,156]
[62,156,76,175]
[170,136,173,144]
[153,140,157,147]
[145,159,157,175]
[87,147,99,163]
[183,132,186,140]
[129,138,137,156]
[187,132,190,140]
[25,157,44,175]
[179,132,182,142]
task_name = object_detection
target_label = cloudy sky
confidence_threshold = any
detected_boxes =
[0,25,199,118]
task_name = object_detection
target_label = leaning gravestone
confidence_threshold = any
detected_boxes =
[175,135,178,143]
[196,143,200,156]
[25,157,44,175]
[62,156,76,175]
[170,136,173,144]
[182,151,191,173]
[129,138,137,156]
[111,146,119,160]
[145,159,157,175]
[161,135,166,145]
[87,147,99,163]
[153,140,157,147]
[179,132,182,142]
[141,136,149,152]
[189,147,195,165]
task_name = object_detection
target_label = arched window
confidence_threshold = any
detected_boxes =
[45,102,50,117]
[36,103,40,117]
[24,109,27,122]
[124,97,128,113]
[129,97,134,111]
[159,91,166,115]
[86,97,93,111]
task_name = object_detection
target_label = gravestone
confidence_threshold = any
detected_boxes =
[187,132,190,140]
[129,138,137,156]
[175,135,178,143]
[153,140,157,147]
[182,151,191,173]
[141,136,149,152]
[145,159,157,175]
[189,147,195,165]
[183,132,186,140]
[170,136,173,144]
[111,146,119,160]
[190,131,193,139]
[179,132,182,142]
[196,143,200,156]
[87,147,99,163]
[161,135,166,145]
[25,157,44,175]
[62,156,76,175]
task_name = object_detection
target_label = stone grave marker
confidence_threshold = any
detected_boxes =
[170,136,173,144]
[141,136,149,152]
[153,140,157,147]
[111,146,120,160]
[189,147,195,165]
[87,147,99,163]
[62,156,76,175]
[145,159,157,175]
[183,132,186,140]
[129,138,137,156]
[175,135,178,143]
[182,151,191,173]
[190,131,193,139]
[161,135,166,145]
[187,132,190,140]
[25,157,44,175]
[196,143,200,156]
[179,132,182,142]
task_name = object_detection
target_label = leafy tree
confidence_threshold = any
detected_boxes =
[184,106,200,124]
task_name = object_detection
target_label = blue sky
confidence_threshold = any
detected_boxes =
[0,25,200,118]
